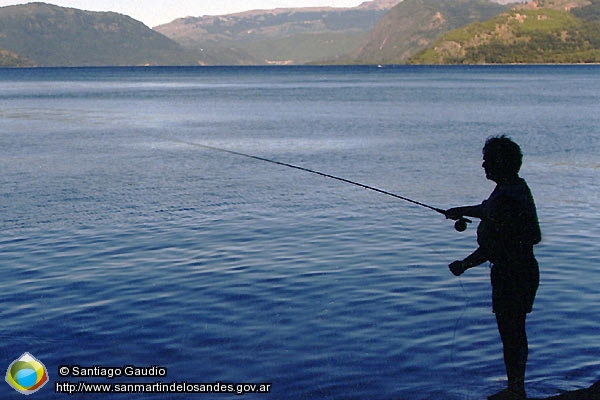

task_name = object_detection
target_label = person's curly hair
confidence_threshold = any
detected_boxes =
[483,135,523,177]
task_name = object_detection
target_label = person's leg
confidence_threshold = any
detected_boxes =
[494,312,528,398]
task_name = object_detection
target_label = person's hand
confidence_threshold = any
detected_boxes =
[444,208,463,221]
[449,260,466,276]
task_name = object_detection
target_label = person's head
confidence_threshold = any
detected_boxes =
[482,135,522,182]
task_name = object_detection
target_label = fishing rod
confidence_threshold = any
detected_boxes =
[176,139,472,232]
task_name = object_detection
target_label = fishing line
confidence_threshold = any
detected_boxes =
[424,242,472,377]
[173,139,472,231]
[450,277,470,372]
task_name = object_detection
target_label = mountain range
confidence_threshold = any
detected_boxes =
[153,0,403,65]
[1,0,599,67]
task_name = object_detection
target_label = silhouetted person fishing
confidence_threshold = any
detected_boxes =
[445,136,541,400]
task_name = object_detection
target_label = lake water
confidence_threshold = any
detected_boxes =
[1,65,599,399]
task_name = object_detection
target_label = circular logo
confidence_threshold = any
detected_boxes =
[5,353,49,395]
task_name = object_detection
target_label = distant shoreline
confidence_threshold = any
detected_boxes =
[2,63,600,70]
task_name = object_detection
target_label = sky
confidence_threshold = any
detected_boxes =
[0,1,366,27]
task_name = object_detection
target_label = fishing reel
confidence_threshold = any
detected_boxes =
[436,208,472,232]
[453,217,472,232]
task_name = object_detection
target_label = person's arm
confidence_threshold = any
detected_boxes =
[448,247,488,276]
[445,204,485,220]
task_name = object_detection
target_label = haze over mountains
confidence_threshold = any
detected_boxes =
[153,0,404,65]
[1,0,599,66]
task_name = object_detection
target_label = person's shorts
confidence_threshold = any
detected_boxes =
[491,260,539,314]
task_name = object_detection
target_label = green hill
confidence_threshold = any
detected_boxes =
[351,0,510,64]
[408,0,600,63]
[0,2,198,66]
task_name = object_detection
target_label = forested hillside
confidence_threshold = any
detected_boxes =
[408,0,600,64]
